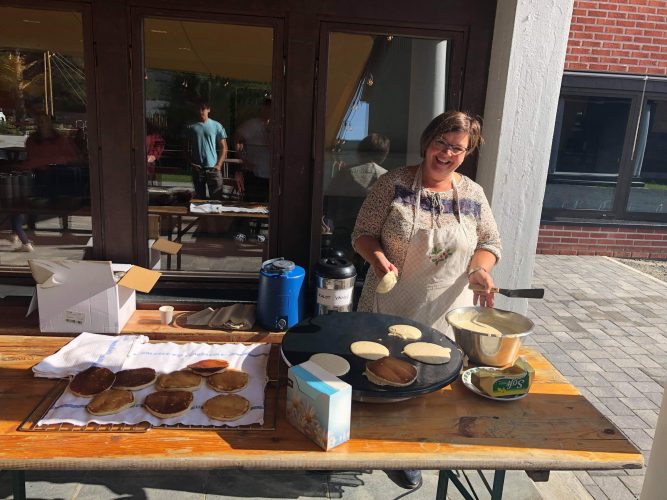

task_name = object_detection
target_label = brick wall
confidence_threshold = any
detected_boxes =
[537,224,667,258]
[566,0,667,75]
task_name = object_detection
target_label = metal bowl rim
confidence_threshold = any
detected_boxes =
[445,306,534,338]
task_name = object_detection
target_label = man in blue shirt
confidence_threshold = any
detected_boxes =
[185,101,228,199]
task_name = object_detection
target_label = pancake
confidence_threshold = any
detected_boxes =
[207,369,249,393]
[309,353,350,376]
[156,370,202,391]
[403,342,452,364]
[350,341,389,360]
[113,367,157,390]
[187,359,230,376]
[365,356,417,387]
[388,324,422,340]
[202,394,250,422]
[144,390,194,418]
[86,389,134,416]
[69,366,116,397]
[376,271,397,294]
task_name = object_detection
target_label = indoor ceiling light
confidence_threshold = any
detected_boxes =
[22,19,41,24]
[177,47,191,51]
[151,29,167,34]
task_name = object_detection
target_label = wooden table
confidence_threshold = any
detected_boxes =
[0,334,643,500]
[148,203,269,269]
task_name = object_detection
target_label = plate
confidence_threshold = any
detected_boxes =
[461,367,528,401]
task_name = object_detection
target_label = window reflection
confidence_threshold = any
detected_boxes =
[143,18,273,274]
[627,100,667,214]
[544,95,631,211]
[321,33,449,268]
[0,7,90,267]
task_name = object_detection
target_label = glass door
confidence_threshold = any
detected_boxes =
[316,26,462,271]
[138,14,278,276]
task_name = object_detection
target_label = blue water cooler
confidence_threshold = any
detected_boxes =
[256,258,306,331]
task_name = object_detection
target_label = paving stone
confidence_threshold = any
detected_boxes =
[592,473,637,500]
[609,414,651,430]
[619,397,658,411]
[598,397,635,416]
[619,475,645,497]
[620,428,654,451]
[583,483,609,499]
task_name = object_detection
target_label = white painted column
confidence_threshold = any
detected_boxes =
[406,39,448,165]
[475,0,574,314]
[641,384,666,499]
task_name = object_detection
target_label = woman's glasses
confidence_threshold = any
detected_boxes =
[432,138,468,155]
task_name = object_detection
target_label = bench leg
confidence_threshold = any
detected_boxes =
[12,471,26,500]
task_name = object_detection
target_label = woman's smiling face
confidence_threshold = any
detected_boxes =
[422,130,469,186]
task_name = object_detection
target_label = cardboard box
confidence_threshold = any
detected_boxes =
[286,360,351,450]
[28,260,161,334]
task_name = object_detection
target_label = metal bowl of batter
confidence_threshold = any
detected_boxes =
[445,306,534,367]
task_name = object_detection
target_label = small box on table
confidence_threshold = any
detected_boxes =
[286,360,351,451]
[27,260,161,334]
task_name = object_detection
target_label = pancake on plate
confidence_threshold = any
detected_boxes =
[202,394,251,422]
[86,389,134,416]
[350,341,390,360]
[207,369,249,393]
[113,367,157,390]
[187,359,229,376]
[365,356,417,387]
[388,324,422,340]
[156,370,202,391]
[144,390,194,418]
[69,366,116,397]
[403,342,452,364]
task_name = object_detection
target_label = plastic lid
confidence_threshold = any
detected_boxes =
[315,257,357,279]
[262,258,295,274]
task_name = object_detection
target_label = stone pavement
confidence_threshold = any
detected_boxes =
[525,255,667,499]
[1,255,665,499]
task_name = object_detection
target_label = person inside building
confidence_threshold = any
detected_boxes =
[324,133,390,253]
[232,98,272,243]
[146,119,165,184]
[185,100,228,200]
[8,113,81,251]
[234,97,271,203]
[351,111,502,490]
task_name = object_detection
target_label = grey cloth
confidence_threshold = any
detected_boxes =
[208,303,256,330]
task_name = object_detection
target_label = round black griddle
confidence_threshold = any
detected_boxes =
[281,312,463,402]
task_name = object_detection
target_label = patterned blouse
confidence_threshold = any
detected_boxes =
[351,165,502,312]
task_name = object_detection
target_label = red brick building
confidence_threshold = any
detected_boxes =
[537,0,667,258]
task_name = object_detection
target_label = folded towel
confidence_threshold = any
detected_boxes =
[209,303,256,330]
[32,332,149,379]
[186,307,216,326]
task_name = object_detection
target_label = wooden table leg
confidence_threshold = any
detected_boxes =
[12,470,26,500]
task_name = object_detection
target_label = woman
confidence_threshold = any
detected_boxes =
[352,111,501,488]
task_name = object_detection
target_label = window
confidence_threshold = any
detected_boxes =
[544,73,667,222]
[0,6,92,269]
[320,32,451,262]
[545,95,631,211]
[143,17,273,275]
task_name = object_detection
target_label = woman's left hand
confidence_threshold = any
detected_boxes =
[469,269,495,308]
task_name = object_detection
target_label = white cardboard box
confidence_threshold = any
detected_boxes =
[286,360,351,451]
[27,260,161,334]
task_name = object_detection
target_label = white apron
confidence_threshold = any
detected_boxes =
[374,169,475,339]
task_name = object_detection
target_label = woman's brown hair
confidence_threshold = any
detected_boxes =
[419,111,483,157]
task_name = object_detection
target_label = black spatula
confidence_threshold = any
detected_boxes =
[469,285,545,299]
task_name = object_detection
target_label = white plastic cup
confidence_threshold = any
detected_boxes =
[159,305,174,325]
